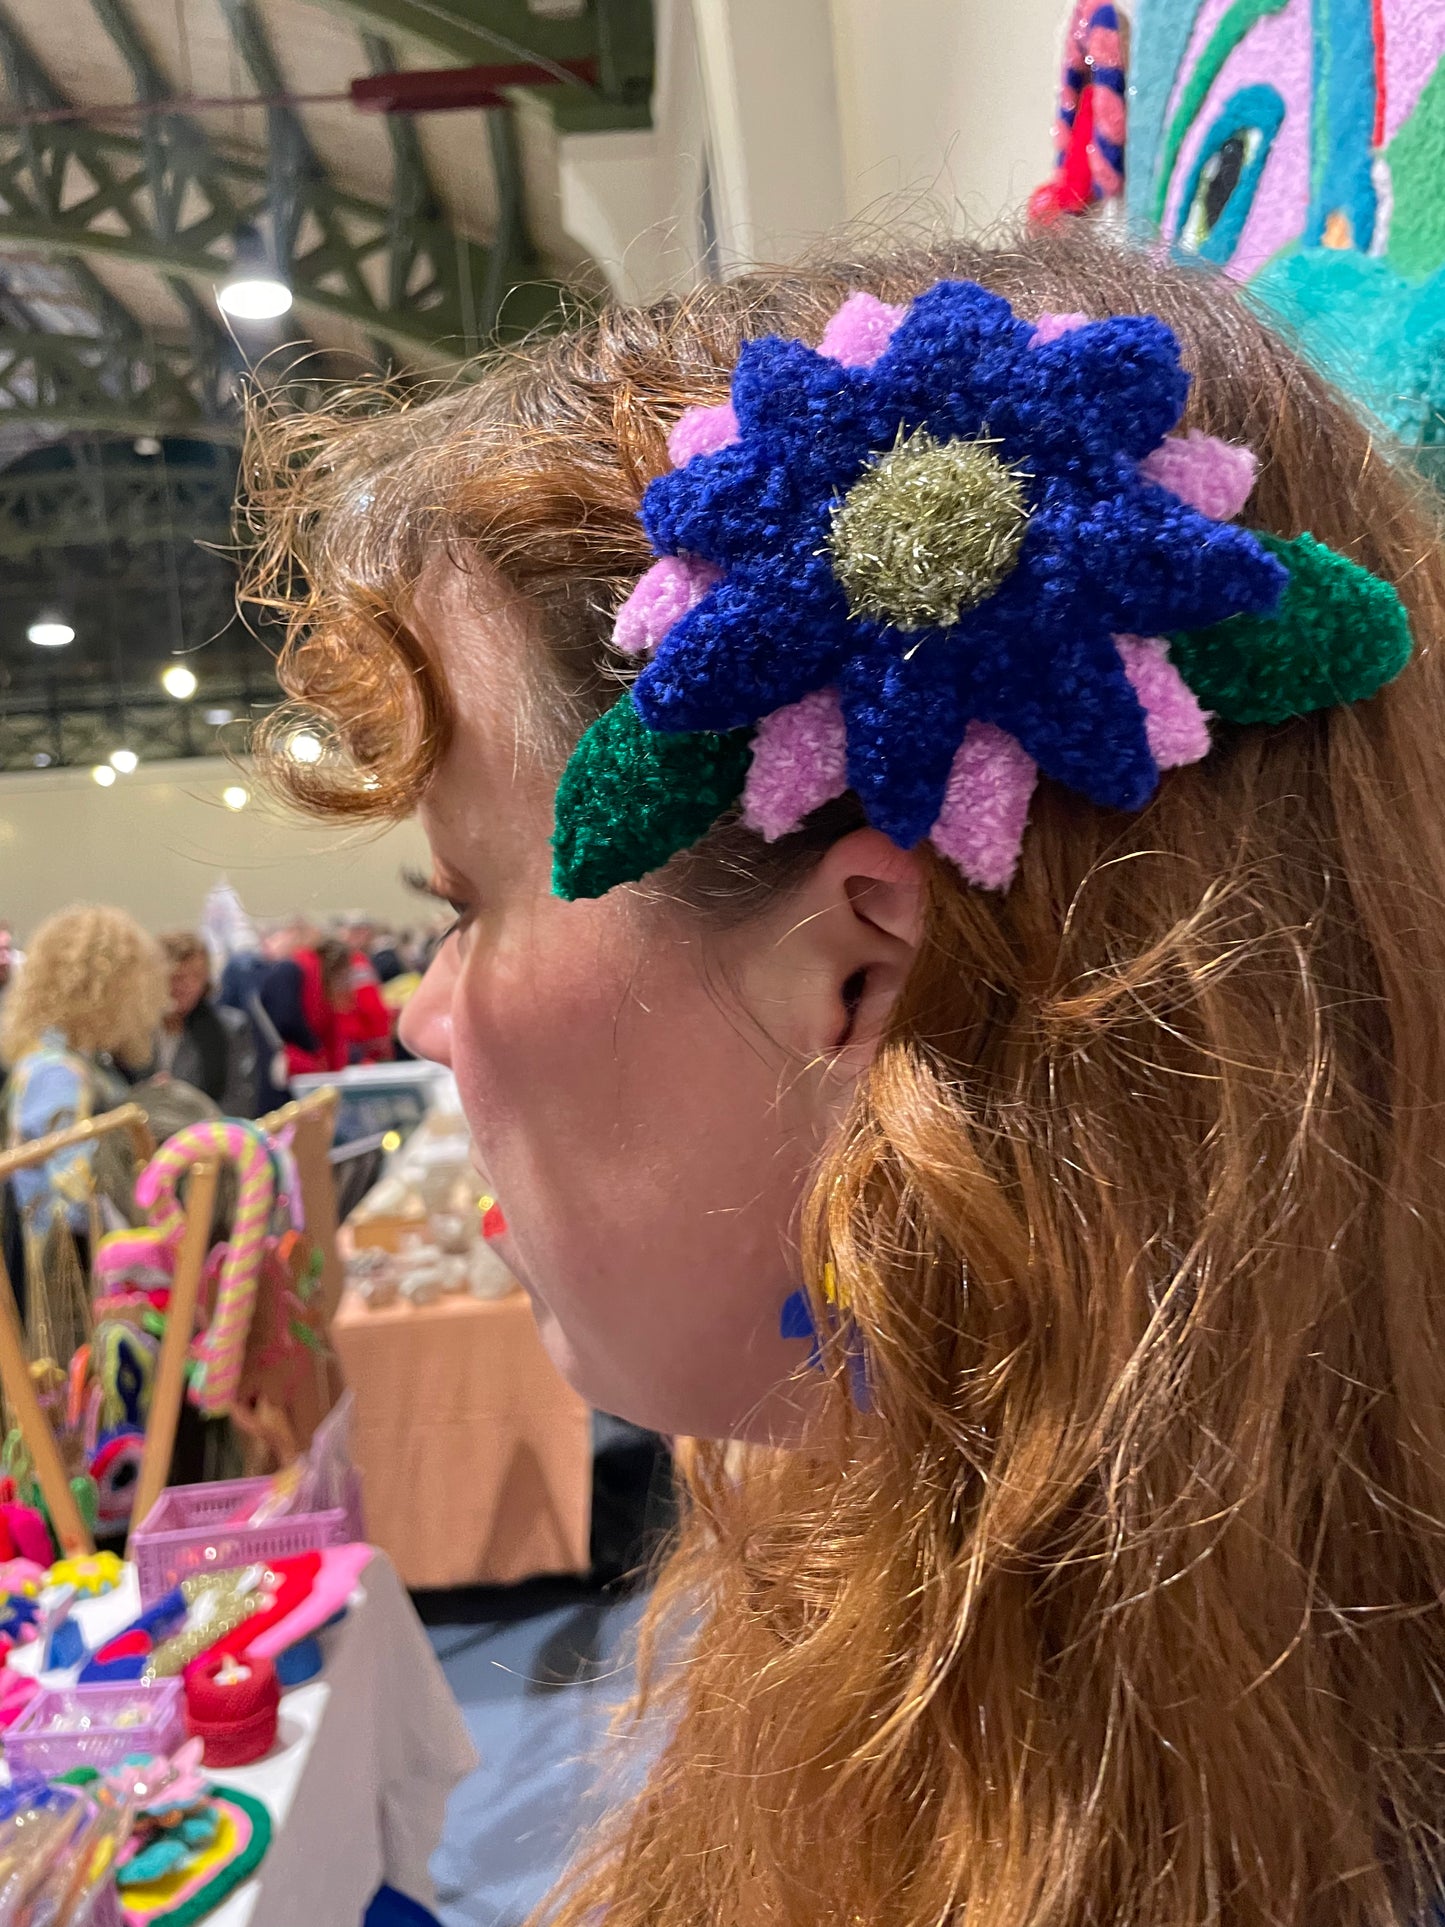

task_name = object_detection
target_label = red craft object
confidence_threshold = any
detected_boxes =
[481,1200,507,1242]
[185,1651,280,1768]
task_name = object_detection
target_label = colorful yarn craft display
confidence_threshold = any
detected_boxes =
[134,1121,276,1418]
[1030,1,1127,221]
[1110,0,1445,455]
[551,279,1413,902]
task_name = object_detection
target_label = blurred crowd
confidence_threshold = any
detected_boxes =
[0,903,441,1137]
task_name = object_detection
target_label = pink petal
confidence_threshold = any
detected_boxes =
[668,403,739,467]
[929,723,1038,892]
[1139,429,1258,521]
[1029,311,1090,346]
[1117,636,1212,769]
[613,555,722,657]
[742,690,849,841]
[819,291,908,369]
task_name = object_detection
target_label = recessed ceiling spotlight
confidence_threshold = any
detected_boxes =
[109,749,139,774]
[161,664,198,700]
[91,765,117,788]
[222,785,250,812]
[217,221,293,322]
[31,753,52,769]
[133,435,162,457]
[204,707,235,727]
[28,615,74,648]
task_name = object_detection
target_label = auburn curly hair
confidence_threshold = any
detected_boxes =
[1,905,166,1071]
[243,226,1445,1927]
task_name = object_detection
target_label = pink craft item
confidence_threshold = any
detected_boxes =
[1117,636,1213,769]
[0,1670,38,1731]
[1,1504,53,1569]
[742,689,850,841]
[613,555,723,657]
[1030,310,1090,345]
[1139,430,1258,521]
[818,291,907,368]
[929,723,1039,892]
[7,1681,184,1775]
[135,1123,276,1418]
[244,1542,373,1659]
[131,1474,363,1607]
[667,403,739,466]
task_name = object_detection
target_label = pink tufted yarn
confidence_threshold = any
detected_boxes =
[612,555,723,657]
[1139,429,1258,522]
[1029,311,1090,346]
[1116,636,1212,769]
[928,723,1039,892]
[741,689,850,841]
[818,291,908,369]
[668,403,740,467]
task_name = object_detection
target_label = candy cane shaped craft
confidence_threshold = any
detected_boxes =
[135,1122,276,1417]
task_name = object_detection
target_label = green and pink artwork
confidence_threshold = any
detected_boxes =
[1128,0,1445,445]
[1039,1,1445,450]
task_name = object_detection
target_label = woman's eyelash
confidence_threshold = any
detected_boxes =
[402,866,474,936]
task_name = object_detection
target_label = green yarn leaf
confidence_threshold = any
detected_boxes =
[552,693,754,901]
[1170,531,1412,726]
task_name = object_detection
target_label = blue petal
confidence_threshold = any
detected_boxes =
[729,337,877,493]
[641,440,796,565]
[971,611,1157,811]
[861,279,1033,445]
[1082,479,1289,634]
[633,554,852,733]
[838,635,969,845]
[1006,315,1191,470]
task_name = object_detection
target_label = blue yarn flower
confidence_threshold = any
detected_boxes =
[631,280,1288,845]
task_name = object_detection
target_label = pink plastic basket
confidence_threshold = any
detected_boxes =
[5,1680,184,1777]
[131,1474,365,1606]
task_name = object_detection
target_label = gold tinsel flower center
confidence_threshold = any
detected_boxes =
[827,429,1031,633]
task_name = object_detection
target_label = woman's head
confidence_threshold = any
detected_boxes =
[1,906,165,1069]
[158,932,211,1020]
[246,229,1445,1927]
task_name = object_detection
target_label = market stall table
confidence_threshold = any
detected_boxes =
[333,1287,593,1590]
[9,1550,476,1926]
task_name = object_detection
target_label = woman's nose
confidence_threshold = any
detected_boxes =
[399,955,454,1067]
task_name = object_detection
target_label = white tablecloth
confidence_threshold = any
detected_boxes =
[13,1551,477,1926]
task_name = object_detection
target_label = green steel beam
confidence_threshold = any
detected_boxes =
[304,0,654,129]
[0,462,237,560]
[0,329,239,440]
[0,10,565,362]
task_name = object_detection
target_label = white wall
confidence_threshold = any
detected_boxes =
[0,759,429,943]
[559,0,1065,300]
[829,0,1063,233]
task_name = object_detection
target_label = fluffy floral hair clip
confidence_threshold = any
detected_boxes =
[552,280,1413,900]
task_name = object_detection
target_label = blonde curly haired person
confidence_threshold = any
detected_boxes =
[1,906,166,1244]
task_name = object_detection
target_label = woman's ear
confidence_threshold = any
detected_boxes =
[735,828,927,1085]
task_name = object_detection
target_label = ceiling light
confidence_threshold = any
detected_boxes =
[109,749,138,774]
[222,784,250,812]
[161,664,198,700]
[28,616,74,648]
[204,707,234,727]
[217,221,293,322]
[91,765,117,788]
[286,730,324,766]
[31,753,52,769]
[133,436,162,457]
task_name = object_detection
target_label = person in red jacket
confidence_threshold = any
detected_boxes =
[289,938,392,1077]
